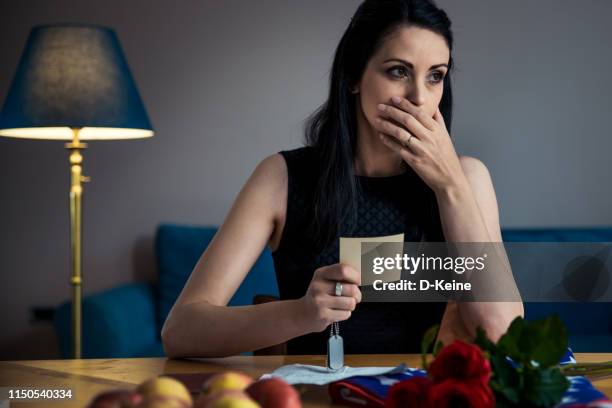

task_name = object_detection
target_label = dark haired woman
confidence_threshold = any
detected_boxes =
[162,0,524,357]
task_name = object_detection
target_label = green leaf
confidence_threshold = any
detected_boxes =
[465,315,570,407]
[489,354,521,404]
[496,316,525,362]
[433,340,444,357]
[493,399,521,408]
[523,366,569,407]
[474,325,497,354]
[495,315,568,368]
[520,315,568,368]
[421,324,439,355]
[420,324,439,370]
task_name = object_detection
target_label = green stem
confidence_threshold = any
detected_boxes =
[560,361,612,376]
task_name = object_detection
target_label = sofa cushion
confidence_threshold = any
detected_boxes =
[502,227,612,243]
[55,282,159,358]
[502,227,612,351]
[155,224,279,330]
[132,341,165,358]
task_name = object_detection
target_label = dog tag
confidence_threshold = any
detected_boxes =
[327,334,344,371]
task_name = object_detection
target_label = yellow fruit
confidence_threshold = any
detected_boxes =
[137,376,193,406]
[139,396,191,408]
[195,390,260,408]
[201,372,254,396]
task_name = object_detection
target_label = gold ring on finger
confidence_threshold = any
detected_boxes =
[405,134,413,148]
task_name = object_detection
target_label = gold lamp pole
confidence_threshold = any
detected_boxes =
[0,25,154,359]
[66,128,90,359]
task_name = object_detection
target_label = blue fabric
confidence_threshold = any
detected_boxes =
[155,223,279,330]
[502,227,612,243]
[132,342,166,358]
[54,282,160,358]
[502,227,612,352]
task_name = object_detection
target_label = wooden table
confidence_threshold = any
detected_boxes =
[1,354,611,407]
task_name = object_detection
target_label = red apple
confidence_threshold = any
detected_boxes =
[86,389,143,408]
[245,378,301,408]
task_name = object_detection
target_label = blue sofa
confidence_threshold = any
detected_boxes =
[54,224,279,358]
[54,224,612,358]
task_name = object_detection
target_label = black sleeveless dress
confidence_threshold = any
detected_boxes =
[271,146,447,354]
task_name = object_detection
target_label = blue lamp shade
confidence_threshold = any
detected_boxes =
[0,24,153,140]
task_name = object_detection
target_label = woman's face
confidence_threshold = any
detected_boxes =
[354,25,450,134]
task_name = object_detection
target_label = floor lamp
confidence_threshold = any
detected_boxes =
[0,24,154,359]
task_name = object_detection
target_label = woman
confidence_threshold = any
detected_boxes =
[161,0,524,358]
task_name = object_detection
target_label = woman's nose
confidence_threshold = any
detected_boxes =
[406,83,427,107]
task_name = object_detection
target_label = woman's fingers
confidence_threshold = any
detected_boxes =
[329,309,352,322]
[324,294,358,312]
[378,131,420,161]
[389,96,438,131]
[326,282,361,301]
[313,278,361,303]
[305,264,364,331]
[433,106,446,128]
[317,263,361,285]
[312,264,362,302]
[379,132,430,172]
[378,103,429,140]
[376,118,426,155]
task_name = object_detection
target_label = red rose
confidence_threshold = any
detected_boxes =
[385,376,433,408]
[429,378,495,408]
[428,340,491,385]
[384,341,496,408]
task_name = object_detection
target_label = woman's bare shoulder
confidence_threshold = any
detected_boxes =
[253,147,314,251]
[250,153,288,206]
[256,153,288,184]
[252,153,288,252]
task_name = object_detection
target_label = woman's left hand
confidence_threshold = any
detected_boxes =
[375,96,467,195]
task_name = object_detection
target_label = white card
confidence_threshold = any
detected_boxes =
[259,363,409,385]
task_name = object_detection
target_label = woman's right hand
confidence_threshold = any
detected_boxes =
[297,263,362,333]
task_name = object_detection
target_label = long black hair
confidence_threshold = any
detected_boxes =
[304,0,454,253]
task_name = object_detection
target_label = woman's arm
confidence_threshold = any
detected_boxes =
[161,154,308,357]
[370,95,524,344]
[435,155,524,344]
[161,153,361,357]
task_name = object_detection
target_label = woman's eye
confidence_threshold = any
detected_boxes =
[428,71,445,83]
[388,66,409,78]
[387,66,445,84]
